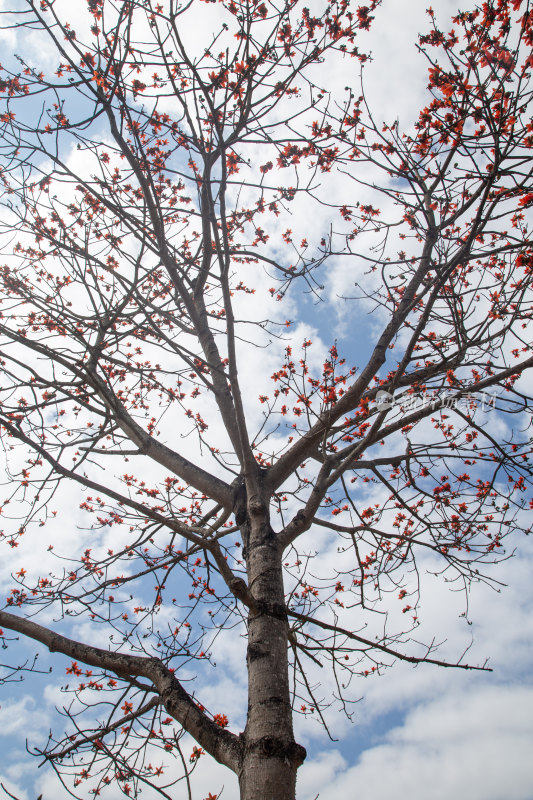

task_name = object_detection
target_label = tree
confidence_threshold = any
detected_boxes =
[0,0,532,798]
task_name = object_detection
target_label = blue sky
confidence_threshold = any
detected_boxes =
[1,1,533,799]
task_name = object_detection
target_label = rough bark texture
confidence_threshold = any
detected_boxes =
[237,489,306,800]
[0,609,242,774]
[1,2,531,797]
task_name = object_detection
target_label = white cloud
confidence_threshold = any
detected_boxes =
[300,684,533,800]
[1,0,531,798]
[0,695,50,738]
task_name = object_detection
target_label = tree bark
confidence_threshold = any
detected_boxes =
[239,501,306,800]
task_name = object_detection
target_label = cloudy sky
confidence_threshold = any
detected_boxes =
[1,0,532,799]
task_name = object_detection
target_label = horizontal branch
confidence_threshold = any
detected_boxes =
[288,609,491,672]
[0,611,242,773]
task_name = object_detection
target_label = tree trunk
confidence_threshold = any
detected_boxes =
[239,506,306,800]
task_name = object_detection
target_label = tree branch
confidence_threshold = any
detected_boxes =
[0,611,242,772]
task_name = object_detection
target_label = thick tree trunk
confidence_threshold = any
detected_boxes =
[238,504,306,800]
